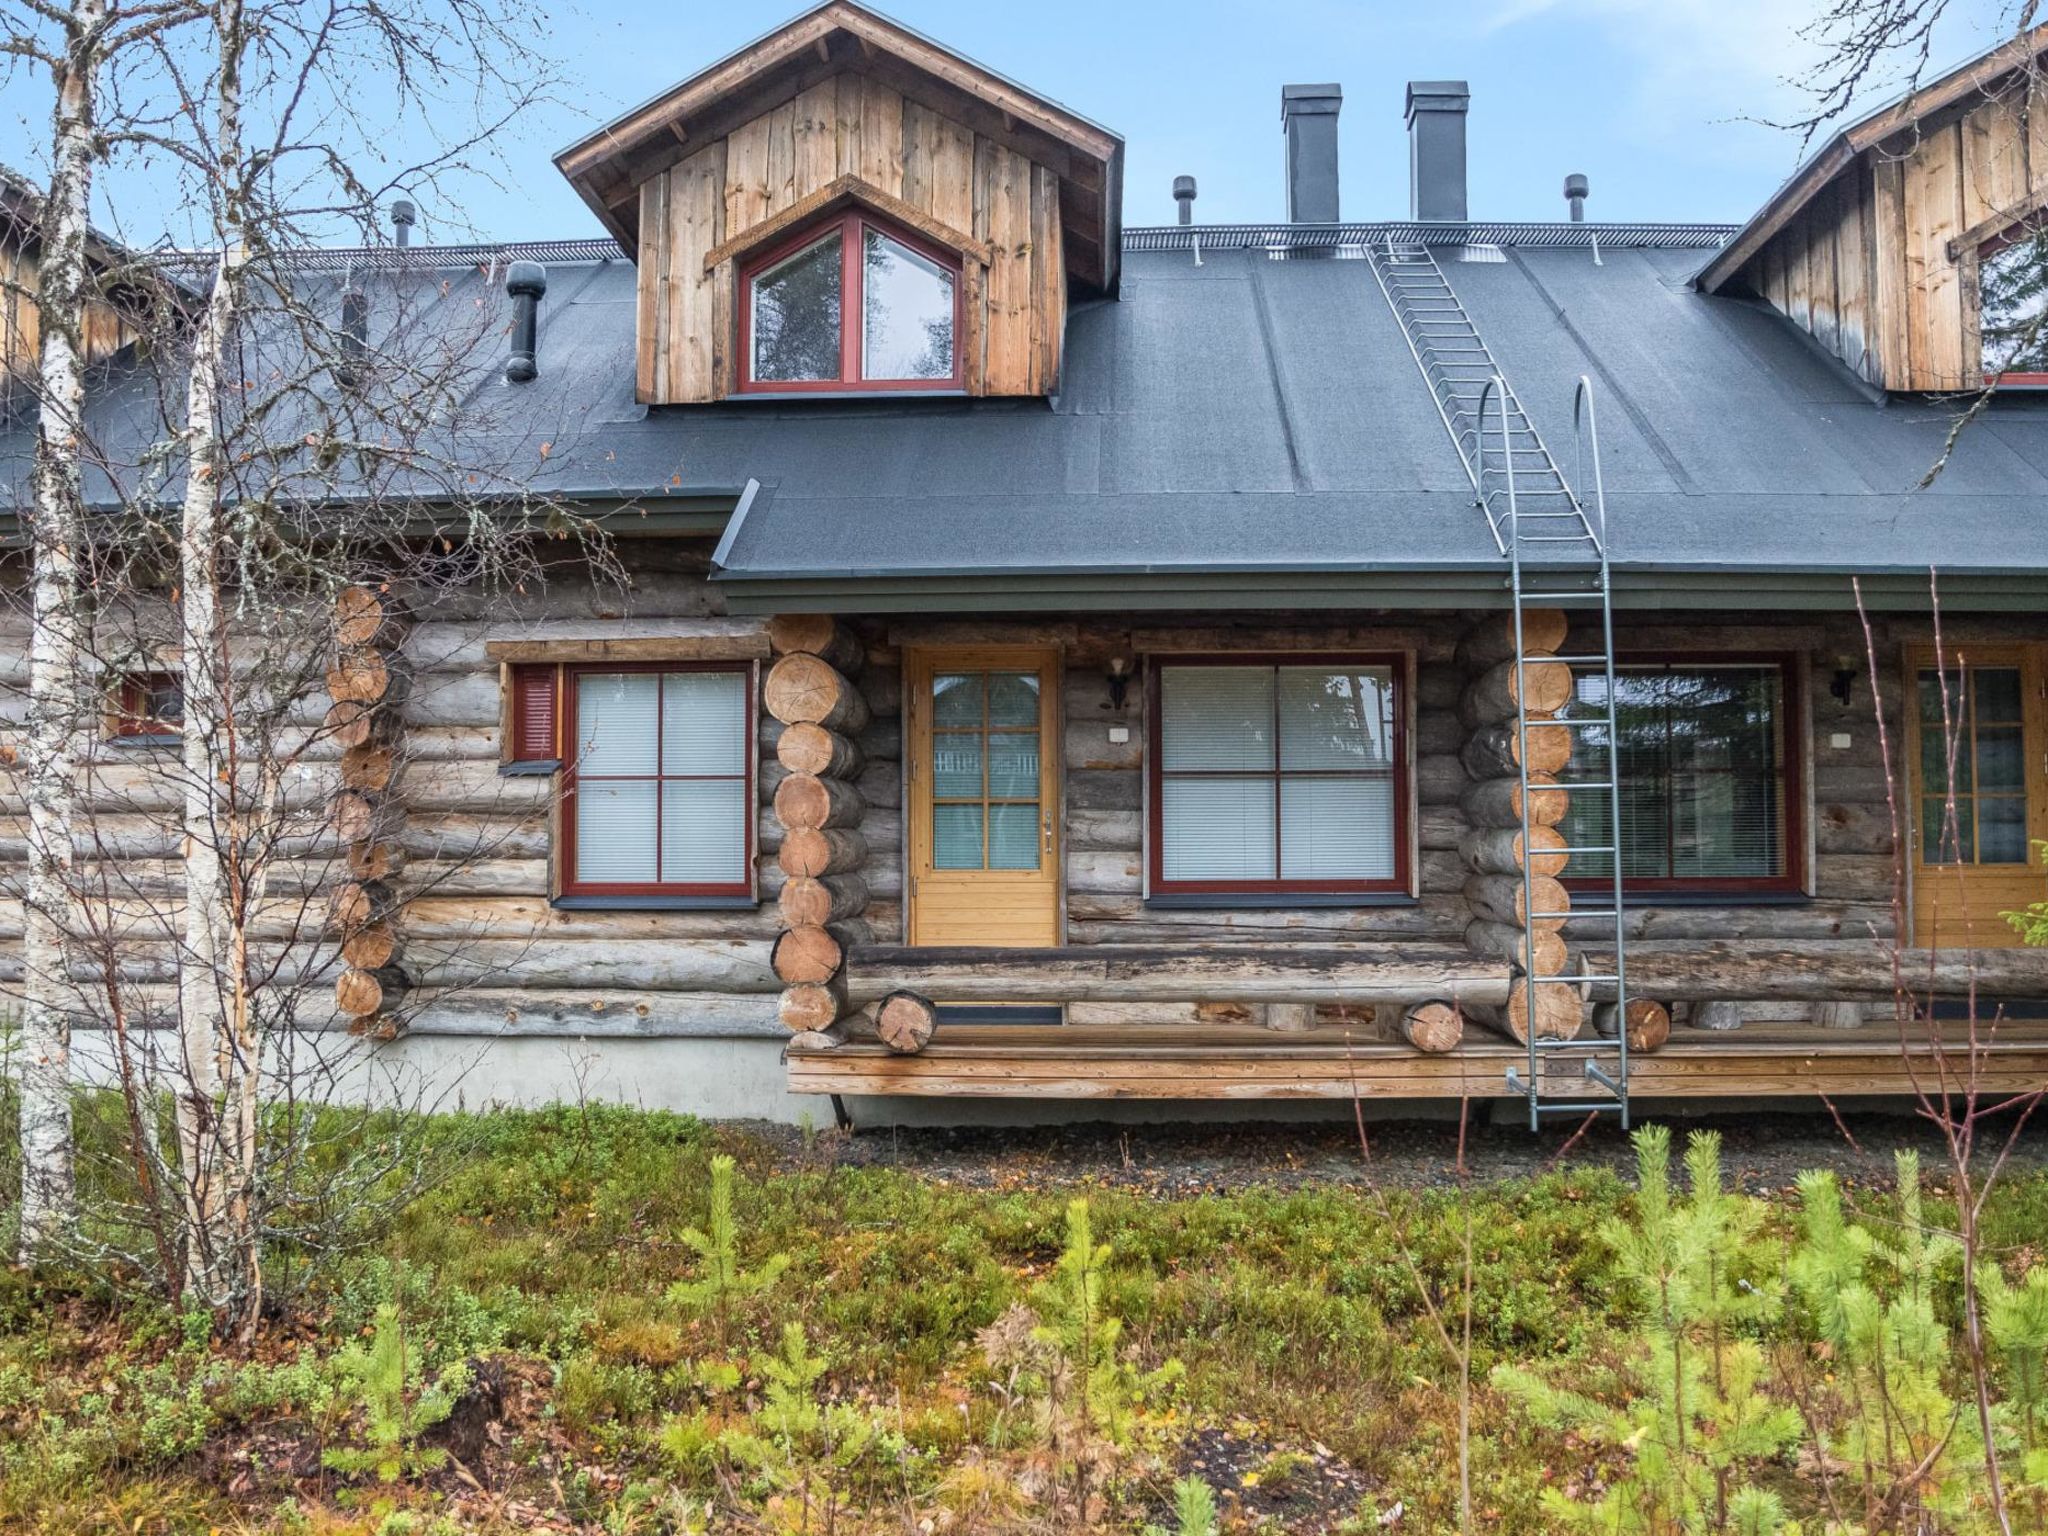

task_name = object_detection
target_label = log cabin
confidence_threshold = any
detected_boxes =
[8,5,2048,1126]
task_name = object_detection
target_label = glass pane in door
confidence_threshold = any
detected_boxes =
[926,668,1040,871]
[1919,665,2029,866]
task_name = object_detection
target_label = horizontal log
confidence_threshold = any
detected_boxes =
[336,964,406,1017]
[482,634,768,664]
[399,989,780,1038]
[1465,919,1568,975]
[778,979,848,1034]
[1398,1000,1463,1054]
[773,772,866,832]
[776,722,864,779]
[1460,825,1568,878]
[772,923,845,985]
[875,990,938,1053]
[341,921,399,971]
[1461,773,1568,829]
[766,614,865,674]
[1582,943,2048,1003]
[340,744,397,792]
[326,648,390,704]
[778,826,868,879]
[1464,873,1568,931]
[764,654,871,733]
[1460,658,1573,728]
[1457,609,1568,672]
[1461,721,1572,780]
[840,943,1512,1007]
[1592,998,1671,1053]
[1467,982,1583,1043]
[778,873,869,928]
[334,586,396,648]
[1417,753,1470,806]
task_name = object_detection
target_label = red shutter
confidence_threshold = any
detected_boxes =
[509,665,559,761]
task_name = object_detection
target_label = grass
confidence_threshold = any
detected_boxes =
[0,1103,2043,1533]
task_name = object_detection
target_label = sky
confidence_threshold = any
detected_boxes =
[0,0,2019,245]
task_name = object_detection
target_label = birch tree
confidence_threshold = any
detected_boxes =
[1,0,200,1259]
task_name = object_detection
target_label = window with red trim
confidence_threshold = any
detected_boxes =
[1559,658,1803,895]
[556,664,754,899]
[506,664,559,765]
[1979,215,2048,385]
[1147,657,1408,896]
[110,671,182,739]
[738,209,961,392]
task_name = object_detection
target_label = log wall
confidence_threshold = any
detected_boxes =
[3,570,2038,1059]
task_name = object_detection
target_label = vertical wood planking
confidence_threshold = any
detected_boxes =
[1808,187,1841,355]
[859,77,905,196]
[724,112,772,235]
[791,80,839,201]
[982,143,1034,394]
[1785,213,1813,333]
[901,98,940,213]
[667,147,725,402]
[635,175,668,402]
[1030,163,1062,393]
[1904,122,1965,388]
[762,100,799,217]
[928,115,977,235]
[1872,153,1910,389]
[2030,74,2048,195]
[1837,167,1872,380]
[834,72,865,179]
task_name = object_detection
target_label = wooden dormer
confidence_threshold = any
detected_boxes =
[555,2,1123,405]
[1698,26,2048,392]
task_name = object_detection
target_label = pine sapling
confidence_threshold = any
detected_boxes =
[667,1153,790,1349]
[322,1303,464,1484]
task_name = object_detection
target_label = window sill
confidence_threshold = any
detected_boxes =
[728,388,969,403]
[498,759,561,777]
[1144,893,1419,911]
[551,895,760,912]
[1565,890,1811,908]
[104,734,178,750]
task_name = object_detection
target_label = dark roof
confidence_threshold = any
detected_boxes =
[8,223,2048,612]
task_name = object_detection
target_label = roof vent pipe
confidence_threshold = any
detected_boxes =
[1564,173,1588,222]
[504,260,546,384]
[1405,80,1470,222]
[1173,174,1197,225]
[1280,84,1342,222]
[390,199,416,247]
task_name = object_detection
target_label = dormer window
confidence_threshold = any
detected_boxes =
[740,210,961,393]
[1979,218,2048,385]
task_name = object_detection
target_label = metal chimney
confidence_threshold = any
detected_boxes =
[1280,84,1342,223]
[1173,175,1197,225]
[390,199,416,248]
[1405,81,1470,223]
[1564,172,1589,222]
[504,261,546,383]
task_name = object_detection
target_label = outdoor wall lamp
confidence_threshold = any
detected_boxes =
[1830,665,1857,709]
[1103,652,1135,712]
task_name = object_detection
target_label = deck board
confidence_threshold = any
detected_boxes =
[786,1021,2048,1100]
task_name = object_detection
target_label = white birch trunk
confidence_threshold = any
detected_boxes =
[17,0,109,1257]
[175,0,253,1316]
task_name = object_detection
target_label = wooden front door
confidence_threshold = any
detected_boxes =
[906,647,1062,969]
[1907,645,2048,948]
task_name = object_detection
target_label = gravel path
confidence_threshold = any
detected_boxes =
[742,1108,2048,1194]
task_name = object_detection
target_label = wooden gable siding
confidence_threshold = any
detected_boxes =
[634,72,1063,404]
[1,245,133,381]
[1738,81,2048,391]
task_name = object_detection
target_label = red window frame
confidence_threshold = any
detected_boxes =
[1560,653,1805,898]
[1146,653,1411,898]
[554,661,757,901]
[111,671,182,738]
[1976,218,2048,387]
[736,207,964,394]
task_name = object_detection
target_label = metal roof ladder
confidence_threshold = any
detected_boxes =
[1366,238,1631,1129]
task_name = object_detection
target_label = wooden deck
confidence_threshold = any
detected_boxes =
[785,1022,2048,1101]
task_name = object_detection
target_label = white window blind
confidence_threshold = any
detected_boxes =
[1157,662,1399,889]
[570,669,750,892]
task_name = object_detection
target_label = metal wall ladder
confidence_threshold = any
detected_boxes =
[1367,238,1632,1128]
